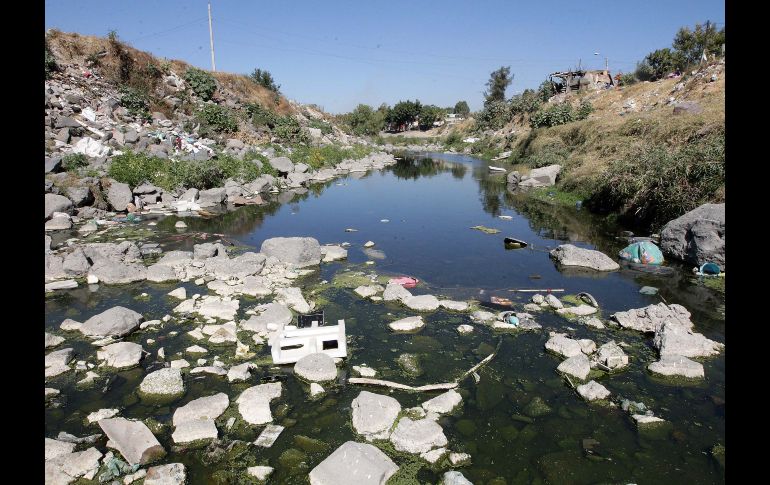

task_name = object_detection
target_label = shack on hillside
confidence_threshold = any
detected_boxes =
[548,69,614,95]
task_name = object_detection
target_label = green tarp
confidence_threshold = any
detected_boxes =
[619,241,664,265]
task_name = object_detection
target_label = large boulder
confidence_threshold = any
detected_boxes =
[241,302,292,332]
[144,463,186,485]
[172,393,229,444]
[106,180,133,211]
[236,383,282,425]
[421,390,462,414]
[45,193,73,220]
[611,303,693,333]
[653,321,724,358]
[518,164,561,188]
[660,203,725,270]
[197,188,226,207]
[648,355,705,378]
[549,244,620,271]
[79,306,143,337]
[88,261,147,284]
[97,418,165,465]
[545,333,582,358]
[309,441,398,485]
[260,237,322,267]
[269,156,294,174]
[294,353,337,382]
[139,368,185,397]
[389,417,447,454]
[97,342,143,369]
[351,391,401,440]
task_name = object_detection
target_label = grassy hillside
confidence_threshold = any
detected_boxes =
[446,63,725,230]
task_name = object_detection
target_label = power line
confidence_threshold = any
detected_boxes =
[127,17,208,43]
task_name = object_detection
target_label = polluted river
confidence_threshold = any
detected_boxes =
[45,152,725,485]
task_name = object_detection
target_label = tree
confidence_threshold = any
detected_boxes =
[483,66,512,105]
[344,104,385,136]
[387,100,422,131]
[454,100,470,117]
[537,79,555,102]
[672,21,725,66]
[644,48,682,80]
[249,68,280,93]
[418,105,443,130]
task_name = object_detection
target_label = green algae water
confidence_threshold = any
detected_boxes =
[45,153,724,484]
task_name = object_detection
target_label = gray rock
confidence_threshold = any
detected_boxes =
[65,185,94,207]
[545,333,582,358]
[45,279,79,292]
[403,294,440,311]
[236,382,282,425]
[139,368,185,396]
[388,315,425,332]
[144,463,186,485]
[352,391,402,440]
[45,156,63,173]
[45,348,74,377]
[320,245,348,262]
[421,390,462,414]
[612,303,693,333]
[206,252,266,280]
[146,264,179,283]
[382,283,412,302]
[79,306,143,338]
[309,441,398,485]
[506,170,520,186]
[106,180,133,211]
[260,237,322,267]
[294,353,337,382]
[595,341,629,370]
[550,244,620,271]
[97,342,144,369]
[653,321,724,358]
[268,156,294,173]
[173,393,229,426]
[441,471,474,485]
[545,294,563,309]
[242,303,292,332]
[45,332,65,349]
[63,248,90,276]
[178,188,199,202]
[648,354,705,378]
[89,261,147,284]
[45,193,73,220]
[194,242,227,259]
[557,353,591,380]
[197,188,226,207]
[660,203,725,269]
[390,417,448,454]
[45,215,73,231]
[518,164,561,188]
[45,447,103,484]
[98,418,166,465]
[576,380,611,401]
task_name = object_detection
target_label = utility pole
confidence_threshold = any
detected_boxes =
[208,1,216,71]
[605,57,608,72]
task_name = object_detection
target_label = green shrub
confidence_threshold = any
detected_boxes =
[195,104,238,135]
[524,142,570,168]
[119,86,150,119]
[184,67,217,101]
[619,73,637,86]
[62,153,88,171]
[245,102,278,129]
[45,44,58,79]
[530,103,575,128]
[586,133,724,229]
[476,100,511,130]
[343,104,385,136]
[108,150,269,191]
[510,89,542,116]
[289,144,373,170]
[273,116,309,144]
[444,131,463,150]
[576,100,593,120]
[248,68,280,92]
[307,119,333,135]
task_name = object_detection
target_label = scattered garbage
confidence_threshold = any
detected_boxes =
[388,276,419,288]
[576,292,599,308]
[504,237,528,249]
[270,319,347,364]
[619,241,664,265]
[254,424,285,448]
[490,296,513,306]
[488,165,507,173]
[695,262,722,277]
[499,311,519,326]
[471,225,500,234]
[98,456,140,482]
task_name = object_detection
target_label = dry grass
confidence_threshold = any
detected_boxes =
[46,30,296,116]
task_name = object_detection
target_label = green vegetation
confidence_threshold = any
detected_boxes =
[62,153,88,171]
[484,66,512,104]
[289,144,373,170]
[119,86,151,119]
[530,101,592,128]
[454,100,470,117]
[45,42,58,79]
[586,131,724,229]
[418,104,444,130]
[108,150,269,191]
[343,104,386,136]
[244,102,278,129]
[248,68,280,92]
[273,116,309,144]
[184,67,217,101]
[386,100,422,130]
[307,119,333,135]
[195,104,239,136]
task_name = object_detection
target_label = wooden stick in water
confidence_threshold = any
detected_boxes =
[508,289,565,293]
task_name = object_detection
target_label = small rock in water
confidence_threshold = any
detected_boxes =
[640,286,659,295]
[380,219,390,223]
[87,274,99,284]
[247,466,274,481]
[457,324,474,335]
[364,241,375,248]
[175,221,187,229]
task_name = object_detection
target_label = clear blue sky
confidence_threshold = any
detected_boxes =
[45,0,724,114]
